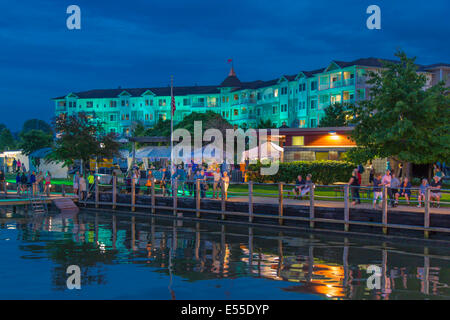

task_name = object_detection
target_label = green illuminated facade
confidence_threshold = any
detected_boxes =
[53,58,445,136]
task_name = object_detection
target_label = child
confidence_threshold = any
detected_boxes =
[222,171,230,200]
[372,173,383,209]
[417,178,429,208]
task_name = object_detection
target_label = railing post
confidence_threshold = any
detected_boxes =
[173,178,178,217]
[112,175,117,209]
[424,187,430,239]
[278,182,284,225]
[62,184,66,197]
[309,183,315,228]
[131,177,136,212]
[95,175,99,208]
[344,184,349,232]
[248,181,253,223]
[151,178,155,214]
[221,178,226,220]
[196,179,201,218]
[382,185,388,234]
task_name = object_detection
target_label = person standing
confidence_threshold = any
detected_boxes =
[44,171,52,196]
[372,172,383,209]
[145,170,154,195]
[348,169,361,205]
[12,159,17,173]
[20,172,28,194]
[79,175,87,200]
[382,170,394,207]
[73,171,80,196]
[390,173,401,207]
[17,159,21,173]
[0,170,5,195]
[222,171,230,200]
[30,171,37,196]
[15,172,21,195]
[212,168,222,199]
[37,171,44,194]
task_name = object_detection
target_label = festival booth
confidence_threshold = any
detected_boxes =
[0,150,30,173]
[240,141,284,163]
[29,148,68,178]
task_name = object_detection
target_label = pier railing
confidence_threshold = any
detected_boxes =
[69,177,450,239]
[3,178,449,238]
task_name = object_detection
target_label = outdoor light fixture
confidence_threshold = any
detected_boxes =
[328,131,337,135]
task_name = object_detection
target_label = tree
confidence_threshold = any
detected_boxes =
[49,113,120,174]
[0,126,16,151]
[19,129,53,156]
[257,119,276,129]
[22,119,53,135]
[141,111,233,143]
[319,103,350,127]
[348,51,450,178]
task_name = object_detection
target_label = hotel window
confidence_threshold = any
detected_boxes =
[86,101,93,108]
[183,98,190,106]
[310,118,317,127]
[233,94,239,101]
[257,108,261,116]
[58,101,66,107]
[110,115,115,121]
[159,113,167,121]
[274,89,279,97]
[257,93,261,100]
[272,106,278,114]
[110,128,116,133]
[145,99,150,106]
[281,87,287,95]
[315,152,329,161]
[310,99,317,109]
[292,136,304,146]
[234,109,239,116]
[299,120,306,127]
[110,101,117,107]
[310,81,317,91]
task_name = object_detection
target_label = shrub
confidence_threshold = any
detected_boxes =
[247,161,355,185]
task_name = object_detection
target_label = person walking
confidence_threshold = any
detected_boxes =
[348,169,361,205]
[372,172,383,209]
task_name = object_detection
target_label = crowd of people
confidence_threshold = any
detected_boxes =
[124,164,232,200]
[12,170,52,197]
[349,165,445,209]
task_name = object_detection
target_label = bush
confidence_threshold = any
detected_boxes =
[247,161,355,185]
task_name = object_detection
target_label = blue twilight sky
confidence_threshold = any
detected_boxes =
[0,0,449,131]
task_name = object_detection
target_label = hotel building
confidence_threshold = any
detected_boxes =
[53,58,449,136]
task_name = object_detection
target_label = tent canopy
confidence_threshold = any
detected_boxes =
[240,142,283,162]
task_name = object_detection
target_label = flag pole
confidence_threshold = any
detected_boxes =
[170,75,174,174]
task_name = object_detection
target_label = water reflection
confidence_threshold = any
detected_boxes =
[0,207,449,300]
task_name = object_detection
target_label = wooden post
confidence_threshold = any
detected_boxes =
[248,181,253,223]
[344,184,350,232]
[196,179,200,218]
[382,185,388,234]
[424,187,430,239]
[95,175,99,208]
[151,178,155,214]
[173,178,178,216]
[221,178,226,220]
[309,183,315,228]
[112,175,117,210]
[131,177,136,212]
[278,182,284,225]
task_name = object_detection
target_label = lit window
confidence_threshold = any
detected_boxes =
[292,136,304,146]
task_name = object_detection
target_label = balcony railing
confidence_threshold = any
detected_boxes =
[343,78,355,86]
[319,83,329,90]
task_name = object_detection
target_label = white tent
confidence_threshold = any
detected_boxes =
[240,142,284,162]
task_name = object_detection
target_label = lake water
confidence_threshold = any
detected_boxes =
[0,207,449,300]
